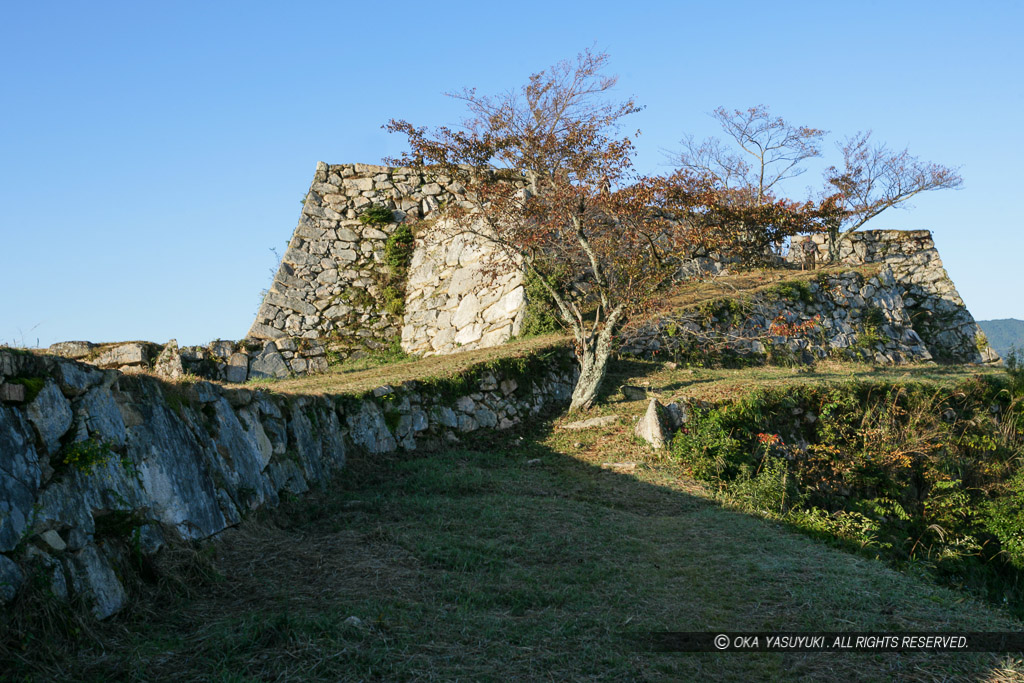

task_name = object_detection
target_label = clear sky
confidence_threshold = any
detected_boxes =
[2,1,1021,348]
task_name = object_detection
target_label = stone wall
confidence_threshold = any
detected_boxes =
[48,337,331,384]
[402,218,525,356]
[620,268,935,365]
[789,230,998,364]
[0,345,577,618]
[248,162,527,361]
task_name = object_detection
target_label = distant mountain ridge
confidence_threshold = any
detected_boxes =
[978,319,1024,357]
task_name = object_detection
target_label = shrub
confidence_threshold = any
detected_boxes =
[517,270,562,338]
[670,408,747,481]
[359,204,394,226]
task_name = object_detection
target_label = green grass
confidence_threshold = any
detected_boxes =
[250,333,570,396]
[5,354,1022,681]
[7,390,1023,681]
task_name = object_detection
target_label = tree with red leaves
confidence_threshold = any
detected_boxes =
[386,51,726,411]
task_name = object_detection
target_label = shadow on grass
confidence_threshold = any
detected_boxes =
[4,413,1023,682]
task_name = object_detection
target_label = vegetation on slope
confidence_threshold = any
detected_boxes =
[4,357,1024,681]
[673,365,1024,618]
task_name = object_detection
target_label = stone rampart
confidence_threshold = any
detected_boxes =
[620,268,934,365]
[789,231,998,364]
[402,219,525,356]
[248,162,527,361]
[0,345,576,618]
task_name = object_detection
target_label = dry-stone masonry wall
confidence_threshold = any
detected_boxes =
[48,337,330,384]
[620,268,934,365]
[0,345,577,619]
[621,230,996,367]
[249,162,527,361]
[402,218,525,356]
[789,230,998,364]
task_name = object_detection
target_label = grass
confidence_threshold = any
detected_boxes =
[5,359,1023,682]
[257,333,569,396]
[596,355,1002,405]
[657,264,881,313]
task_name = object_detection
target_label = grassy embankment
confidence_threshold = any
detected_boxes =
[6,349,1023,681]
[5,268,1022,681]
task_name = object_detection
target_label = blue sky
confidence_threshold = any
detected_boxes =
[2,1,1021,348]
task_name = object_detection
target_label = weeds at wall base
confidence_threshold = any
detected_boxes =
[669,372,1024,618]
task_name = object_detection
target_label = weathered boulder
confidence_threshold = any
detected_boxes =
[635,399,671,449]
[249,344,291,380]
[0,405,42,552]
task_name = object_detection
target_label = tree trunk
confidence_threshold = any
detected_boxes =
[568,315,621,412]
[827,225,841,264]
[569,346,610,412]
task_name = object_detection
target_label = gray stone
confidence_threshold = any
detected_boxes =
[560,415,620,431]
[130,401,232,540]
[49,341,96,359]
[0,383,25,403]
[68,545,128,619]
[346,402,396,454]
[40,529,66,551]
[474,407,498,428]
[209,340,236,359]
[431,406,458,428]
[635,399,670,449]
[454,396,476,413]
[91,343,149,368]
[80,386,127,447]
[265,292,317,316]
[664,402,689,430]
[410,409,429,432]
[247,323,286,340]
[0,554,24,604]
[0,406,44,549]
[275,338,297,352]
[249,346,291,380]
[54,361,103,397]
[154,341,185,379]
[26,381,72,454]
[620,385,648,401]
[225,353,249,383]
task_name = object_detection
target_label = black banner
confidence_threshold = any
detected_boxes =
[637,632,1024,652]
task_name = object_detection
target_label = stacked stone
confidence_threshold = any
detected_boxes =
[249,163,480,359]
[619,269,933,365]
[402,219,526,356]
[789,231,997,364]
[48,337,328,383]
[0,346,577,619]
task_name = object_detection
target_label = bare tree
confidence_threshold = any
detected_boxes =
[670,105,827,205]
[824,131,963,260]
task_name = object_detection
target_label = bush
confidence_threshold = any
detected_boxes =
[517,270,562,338]
[668,379,1024,617]
[730,456,800,514]
[378,223,416,318]
[1005,347,1024,395]
[670,408,747,481]
[359,204,395,226]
